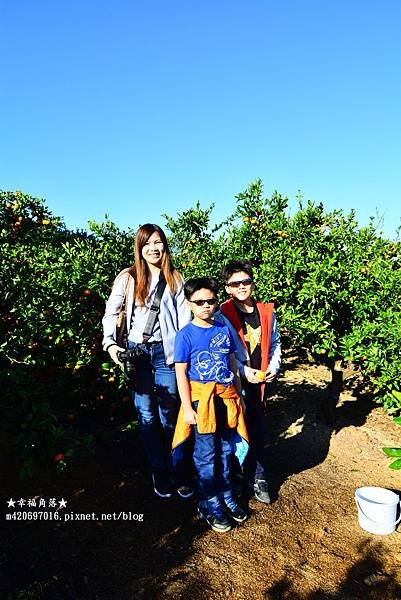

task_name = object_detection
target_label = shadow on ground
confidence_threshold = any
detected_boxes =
[1,425,208,599]
[0,355,383,599]
[264,354,375,501]
[264,540,401,599]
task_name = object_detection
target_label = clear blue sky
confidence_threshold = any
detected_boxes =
[1,0,400,238]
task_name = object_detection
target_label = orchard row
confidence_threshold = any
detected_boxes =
[1,182,400,476]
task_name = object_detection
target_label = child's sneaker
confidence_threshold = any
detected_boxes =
[152,472,174,498]
[254,479,271,504]
[177,484,194,499]
[220,493,249,523]
[198,497,232,533]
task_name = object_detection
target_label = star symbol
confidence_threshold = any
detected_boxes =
[7,498,16,508]
[244,323,261,355]
[58,498,67,509]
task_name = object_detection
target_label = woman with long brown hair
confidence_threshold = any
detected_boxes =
[102,223,192,498]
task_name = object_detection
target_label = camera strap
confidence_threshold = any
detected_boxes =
[142,272,167,343]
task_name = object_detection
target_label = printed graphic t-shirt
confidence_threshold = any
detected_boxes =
[234,302,262,370]
[174,321,236,385]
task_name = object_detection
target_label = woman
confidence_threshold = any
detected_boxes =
[102,223,192,498]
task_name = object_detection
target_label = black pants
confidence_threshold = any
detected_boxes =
[242,381,268,483]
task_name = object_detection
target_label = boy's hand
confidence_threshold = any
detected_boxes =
[183,407,197,425]
[264,367,277,383]
[245,366,277,384]
[244,366,263,384]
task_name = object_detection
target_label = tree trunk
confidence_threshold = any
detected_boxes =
[321,359,343,425]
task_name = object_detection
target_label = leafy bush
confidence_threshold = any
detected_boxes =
[1,182,400,477]
[382,411,401,469]
[0,191,135,475]
[164,180,401,412]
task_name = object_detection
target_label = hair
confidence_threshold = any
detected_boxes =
[222,259,254,283]
[184,277,219,300]
[132,223,178,305]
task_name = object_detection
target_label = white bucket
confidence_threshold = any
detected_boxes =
[355,486,401,535]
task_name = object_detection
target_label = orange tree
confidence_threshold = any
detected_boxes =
[0,191,135,477]
[162,201,229,280]
[164,180,401,417]
[2,183,400,476]
[232,183,401,416]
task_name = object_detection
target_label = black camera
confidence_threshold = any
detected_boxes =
[117,346,145,389]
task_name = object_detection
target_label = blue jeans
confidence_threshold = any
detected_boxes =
[193,396,234,500]
[129,340,179,476]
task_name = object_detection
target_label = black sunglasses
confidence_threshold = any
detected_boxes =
[227,278,253,288]
[189,298,218,306]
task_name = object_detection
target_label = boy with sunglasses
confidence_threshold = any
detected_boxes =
[172,277,250,533]
[216,260,281,504]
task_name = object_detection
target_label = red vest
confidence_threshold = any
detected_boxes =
[220,298,274,399]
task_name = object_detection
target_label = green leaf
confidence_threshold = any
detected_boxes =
[382,447,401,457]
[393,416,401,426]
[389,458,401,470]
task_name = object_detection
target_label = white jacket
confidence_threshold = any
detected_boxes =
[102,269,191,365]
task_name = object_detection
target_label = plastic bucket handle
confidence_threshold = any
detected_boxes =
[355,497,401,527]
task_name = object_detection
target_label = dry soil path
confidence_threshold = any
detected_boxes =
[2,357,401,599]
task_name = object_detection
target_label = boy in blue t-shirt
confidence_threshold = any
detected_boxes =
[173,277,249,533]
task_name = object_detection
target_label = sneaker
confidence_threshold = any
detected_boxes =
[254,479,271,504]
[152,472,174,498]
[198,497,232,533]
[220,494,249,523]
[177,484,194,499]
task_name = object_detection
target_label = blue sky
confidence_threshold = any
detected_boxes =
[1,0,400,238]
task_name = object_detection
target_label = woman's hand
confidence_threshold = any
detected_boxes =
[107,344,126,367]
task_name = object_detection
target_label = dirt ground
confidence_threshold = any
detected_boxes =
[1,352,401,600]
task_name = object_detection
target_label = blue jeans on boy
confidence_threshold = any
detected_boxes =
[193,396,234,500]
[129,340,179,478]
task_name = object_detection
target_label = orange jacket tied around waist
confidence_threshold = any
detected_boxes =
[172,381,249,465]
